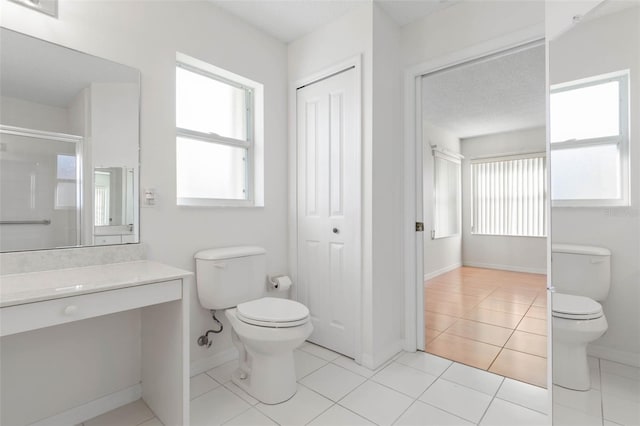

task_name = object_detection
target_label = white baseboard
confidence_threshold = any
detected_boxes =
[424,262,462,281]
[190,348,238,377]
[31,384,142,426]
[361,340,403,370]
[588,344,640,368]
[462,261,546,275]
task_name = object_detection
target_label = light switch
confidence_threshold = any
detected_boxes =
[143,188,157,207]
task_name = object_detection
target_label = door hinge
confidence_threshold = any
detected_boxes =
[415,222,424,232]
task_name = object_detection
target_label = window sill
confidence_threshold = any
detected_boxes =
[470,233,547,238]
[177,197,263,208]
[552,199,630,208]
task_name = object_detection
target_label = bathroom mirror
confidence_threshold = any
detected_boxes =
[0,28,140,252]
[549,2,640,424]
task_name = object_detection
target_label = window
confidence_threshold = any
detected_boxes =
[55,154,77,209]
[432,151,461,239]
[94,170,110,226]
[550,71,629,206]
[176,54,264,206]
[471,154,547,237]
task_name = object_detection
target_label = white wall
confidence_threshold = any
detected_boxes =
[461,127,547,274]
[371,4,404,367]
[1,0,288,419]
[401,1,544,68]
[423,122,462,277]
[90,83,139,169]
[549,6,640,363]
[0,96,70,133]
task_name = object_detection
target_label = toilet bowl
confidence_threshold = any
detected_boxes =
[226,297,313,404]
[194,246,313,405]
[552,293,608,391]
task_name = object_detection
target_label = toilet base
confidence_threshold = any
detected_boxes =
[225,308,313,405]
[553,341,591,391]
[231,351,297,405]
[552,315,608,391]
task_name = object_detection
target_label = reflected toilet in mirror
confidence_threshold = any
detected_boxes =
[549,1,640,425]
[551,244,610,390]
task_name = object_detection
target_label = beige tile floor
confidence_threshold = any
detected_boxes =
[424,266,548,388]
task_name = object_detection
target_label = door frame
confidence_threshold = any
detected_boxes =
[289,55,363,363]
[402,26,545,352]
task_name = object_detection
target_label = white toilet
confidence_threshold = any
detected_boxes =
[195,246,313,404]
[552,244,611,391]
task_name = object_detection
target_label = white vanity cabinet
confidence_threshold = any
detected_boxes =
[0,261,192,426]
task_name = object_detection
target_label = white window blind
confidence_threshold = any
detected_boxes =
[471,154,546,237]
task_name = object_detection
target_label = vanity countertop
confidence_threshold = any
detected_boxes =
[0,260,192,308]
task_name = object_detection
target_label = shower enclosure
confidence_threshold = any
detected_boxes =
[0,125,82,251]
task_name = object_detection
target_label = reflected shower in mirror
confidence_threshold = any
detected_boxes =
[549,2,640,424]
[0,28,140,252]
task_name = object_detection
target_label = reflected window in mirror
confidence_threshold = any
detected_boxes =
[55,153,78,210]
[550,71,630,207]
[176,53,264,207]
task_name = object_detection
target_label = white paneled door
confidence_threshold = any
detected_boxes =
[296,67,359,358]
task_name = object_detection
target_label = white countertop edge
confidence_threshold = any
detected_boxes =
[0,260,193,308]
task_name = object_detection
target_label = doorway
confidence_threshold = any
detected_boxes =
[418,43,548,388]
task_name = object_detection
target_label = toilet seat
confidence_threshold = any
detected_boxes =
[237,297,310,328]
[552,293,603,320]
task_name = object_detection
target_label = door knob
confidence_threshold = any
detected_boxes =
[332,228,340,234]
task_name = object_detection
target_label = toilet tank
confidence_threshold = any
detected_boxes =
[195,246,267,310]
[552,244,611,301]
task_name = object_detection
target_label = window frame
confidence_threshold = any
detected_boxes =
[54,153,79,210]
[470,152,547,238]
[432,149,462,240]
[550,71,630,207]
[175,60,258,207]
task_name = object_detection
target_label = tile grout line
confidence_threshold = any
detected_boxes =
[425,268,547,387]
[220,405,256,426]
[391,358,477,424]
[598,357,605,426]
[296,382,343,426]
[476,376,506,425]
[385,359,457,425]
[485,294,538,372]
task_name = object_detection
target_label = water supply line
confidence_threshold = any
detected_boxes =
[197,310,224,348]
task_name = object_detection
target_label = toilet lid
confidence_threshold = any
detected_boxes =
[552,293,603,320]
[236,297,310,328]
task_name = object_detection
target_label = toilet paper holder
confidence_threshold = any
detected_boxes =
[268,275,292,290]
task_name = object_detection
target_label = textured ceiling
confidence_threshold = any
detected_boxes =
[209,0,455,43]
[375,0,459,27]
[422,45,546,139]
